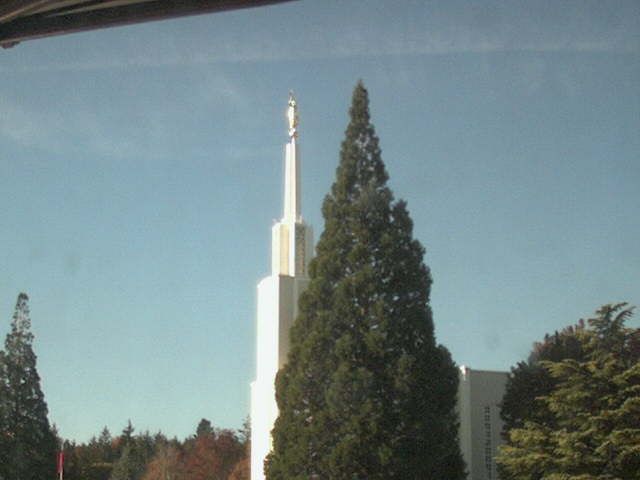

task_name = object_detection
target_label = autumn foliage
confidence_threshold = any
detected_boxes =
[61,418,249,480]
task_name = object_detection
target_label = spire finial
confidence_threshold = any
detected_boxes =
[287,91,298,138]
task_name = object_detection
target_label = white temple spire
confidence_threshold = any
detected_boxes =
[251,92,314,480]
[283,92,301,223]
[287,91,298,139]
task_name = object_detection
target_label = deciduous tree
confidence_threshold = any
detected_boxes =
[181,420,244,480]
[229,456,249,480]
[141,442,185,480]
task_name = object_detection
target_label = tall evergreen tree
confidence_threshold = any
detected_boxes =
[121,420,135,448]
[110,445,141,480]
[266,82,464,479]
[110,429,156,480]
[500,322,586,436]
[98,426,115,463]
[195,418,214,438]
[496,303,640,479]
[0,293,57,480]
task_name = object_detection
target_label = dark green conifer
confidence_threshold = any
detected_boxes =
[500,322,586,437]
[497,303,640,479]
[109,445,139,480]
[0,293,57,480]
[266,82,464,479]
[196,418,214,438]
[122,420,135,442]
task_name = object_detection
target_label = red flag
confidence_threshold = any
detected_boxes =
[57,451,64,474]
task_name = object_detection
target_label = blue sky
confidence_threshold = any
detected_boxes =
[1,0,639,442]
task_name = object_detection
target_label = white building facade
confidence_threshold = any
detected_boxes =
[250,94,313,480]
[458,366,509,480]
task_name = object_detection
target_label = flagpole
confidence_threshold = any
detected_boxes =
[57,450,64,480]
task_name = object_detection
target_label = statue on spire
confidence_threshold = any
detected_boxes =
[287,91,298,138]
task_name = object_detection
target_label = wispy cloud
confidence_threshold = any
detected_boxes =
[0,70,248,159]
[1,1,637,73]
[0,97,147,159]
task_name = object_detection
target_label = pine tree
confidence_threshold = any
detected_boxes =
[496,303,640,479]
[121,420,135,448]
[195,418,214,438]
[110,428,156,480]
[265,81,464,479]
[500,322,586,436]
[98,426,115,463]
[0,293,57,480]
[110,445,140,480]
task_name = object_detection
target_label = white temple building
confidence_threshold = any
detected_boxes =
[248,94,508,480]
[250,94,313,480]
[458,366,509,480]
